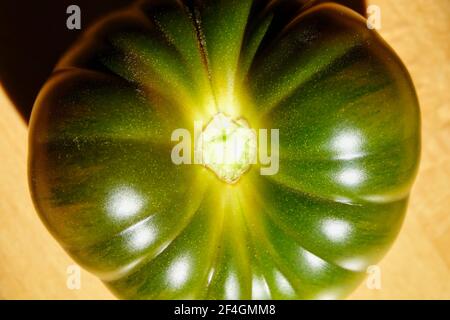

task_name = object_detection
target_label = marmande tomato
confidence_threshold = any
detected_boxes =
[29,0,420,299]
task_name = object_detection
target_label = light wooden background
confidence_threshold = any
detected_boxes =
[0,0,449,299]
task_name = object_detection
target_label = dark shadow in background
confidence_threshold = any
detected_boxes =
[0,0,134,123]
[325,0,367,16]
[0,0,365,124]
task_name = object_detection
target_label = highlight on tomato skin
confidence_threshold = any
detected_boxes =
[28,0,420,299]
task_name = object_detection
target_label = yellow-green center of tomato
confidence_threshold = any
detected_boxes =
[198,113,256,184]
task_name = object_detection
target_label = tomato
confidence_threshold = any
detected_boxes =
[28,0,420,299]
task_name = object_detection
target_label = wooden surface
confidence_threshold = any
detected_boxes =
[0,0,449,299]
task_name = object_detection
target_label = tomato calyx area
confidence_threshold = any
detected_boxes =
[198,113,257,184]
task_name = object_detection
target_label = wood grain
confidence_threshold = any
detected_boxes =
[0,0,449,299]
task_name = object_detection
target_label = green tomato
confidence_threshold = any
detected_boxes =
[28,0,420,299]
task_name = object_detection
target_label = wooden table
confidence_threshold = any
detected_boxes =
[1,0,449,299]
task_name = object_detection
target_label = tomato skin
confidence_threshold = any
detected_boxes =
[29,0,420,299]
